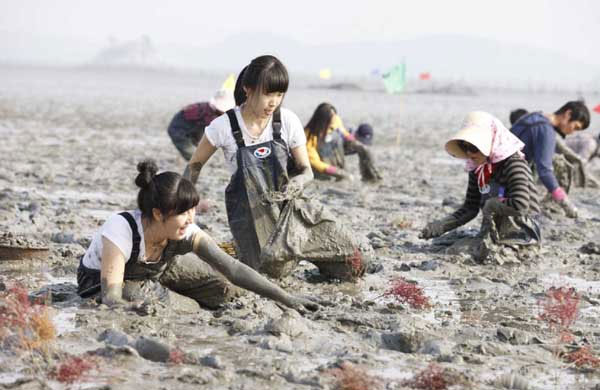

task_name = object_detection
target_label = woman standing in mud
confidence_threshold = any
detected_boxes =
[184,55,367,280]
[77,160,318,312]
[420,111,541,262]
[305,102,382,182]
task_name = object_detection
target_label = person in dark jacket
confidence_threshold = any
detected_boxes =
[510,107,598,188]
[509,108,528,126]
[167,89,235,160]
[510,101,590,218]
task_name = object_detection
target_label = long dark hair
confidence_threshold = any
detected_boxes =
[234,55,289,106]
[306,102,337,138]
[135,160,199,220]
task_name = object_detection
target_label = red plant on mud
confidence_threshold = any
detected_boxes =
[0,283,55,349]
[327,361,381,390]
[564,346,600,369]
[384,278,431,309]
[346,248,364,277]
[169,348,185,364]
[538,286,580,338]
[51,355,98,383]
[403,363,452,390]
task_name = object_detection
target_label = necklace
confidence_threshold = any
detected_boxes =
[142,218,167,261]
[240,104,269,142]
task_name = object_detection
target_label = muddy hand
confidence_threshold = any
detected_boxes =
[102,297,147,313]
[287,295,320,314]
[333,169,353,182]
[282,178,304,198]
[419,220,446,239]
[558,198,578,218]
[102,295,128,308]
[482,198,520,218]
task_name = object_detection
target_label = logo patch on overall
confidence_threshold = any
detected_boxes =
[253,147,271,159]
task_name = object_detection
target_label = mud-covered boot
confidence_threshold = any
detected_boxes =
[474,234,494,264]
[359,157,383,182]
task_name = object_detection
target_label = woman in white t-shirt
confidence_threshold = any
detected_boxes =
[184,55,314,273]
[77,159,318,312]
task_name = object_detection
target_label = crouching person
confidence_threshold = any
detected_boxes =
[77,160,318,313]
[420,111,541,262]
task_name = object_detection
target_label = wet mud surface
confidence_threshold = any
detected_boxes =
[1,66,600,389]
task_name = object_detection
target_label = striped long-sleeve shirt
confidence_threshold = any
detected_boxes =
[451,153,540,227]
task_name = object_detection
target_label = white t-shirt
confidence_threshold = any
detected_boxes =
[82,209,201,270]
[205,106,307,174]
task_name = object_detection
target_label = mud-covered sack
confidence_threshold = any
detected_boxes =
[259,193,366,280]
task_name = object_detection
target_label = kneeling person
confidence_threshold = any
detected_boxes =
[305,103,382,182]
[421,112,541,260]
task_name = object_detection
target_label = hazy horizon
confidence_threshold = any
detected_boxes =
[1,0,599,85]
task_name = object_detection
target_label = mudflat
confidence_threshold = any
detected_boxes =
[1,65,600,389]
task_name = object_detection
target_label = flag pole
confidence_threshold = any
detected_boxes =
[395,59,406,145]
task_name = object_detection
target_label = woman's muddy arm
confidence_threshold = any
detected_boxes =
[192,234,314,310]
[183,135,217,185]
[100,237,127,306]
[420,174,479,238]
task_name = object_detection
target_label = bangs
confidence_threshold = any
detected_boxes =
[173,178,200,215]
[258,63,289,94]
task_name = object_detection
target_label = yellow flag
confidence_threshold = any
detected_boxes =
[221,74,236,91]
[319,68,332,80]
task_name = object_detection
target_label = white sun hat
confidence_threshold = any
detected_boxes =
[445,111,496,159]
[209,89,235,113]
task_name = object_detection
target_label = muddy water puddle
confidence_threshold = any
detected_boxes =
[362,274,462,326]
[479,364,594,390]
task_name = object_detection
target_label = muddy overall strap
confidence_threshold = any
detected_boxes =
[77,211,141,298]
[119,212,141,263]
[272,108,282,141]
[226,109,245,147]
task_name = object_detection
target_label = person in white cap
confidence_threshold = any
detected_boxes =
[167,88,235,160]
[420,111,541,261]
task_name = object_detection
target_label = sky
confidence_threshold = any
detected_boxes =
[1,0,599,70]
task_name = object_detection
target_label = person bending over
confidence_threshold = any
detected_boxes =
[77,160,317,313]
[305,102,382,182]
[510,101,591,217]
[421,111,541,261]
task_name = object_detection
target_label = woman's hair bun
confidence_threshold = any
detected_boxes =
[135,159,158,188]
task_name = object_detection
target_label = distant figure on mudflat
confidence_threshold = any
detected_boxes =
[304,103,382,182]
[167,89,235,160]
[509,108,528,126]
[421,111,541,263]
[510,101,592,218]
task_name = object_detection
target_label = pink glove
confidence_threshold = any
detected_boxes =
[551,187,567,202]
[344,133,356,142]
[325,165,337,175]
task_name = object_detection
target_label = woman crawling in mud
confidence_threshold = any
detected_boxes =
[77,160,318,312]
[305,102,382,182]
[184,55,368,280]
[420,111,541,262]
